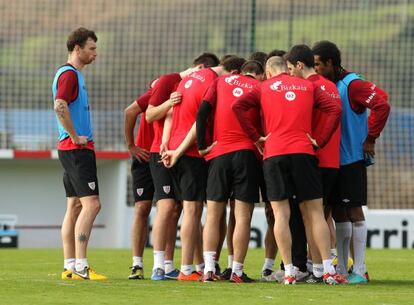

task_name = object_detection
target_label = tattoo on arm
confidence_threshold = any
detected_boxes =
[78,233,88,243]
[55,101,67,119]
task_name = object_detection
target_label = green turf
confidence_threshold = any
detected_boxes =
[0,249,413,305]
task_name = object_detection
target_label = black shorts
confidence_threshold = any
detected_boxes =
[170,155,207,202]
[58,149,99,198]
[330,160,367,207]
[258,162,269,203]
[207,150,260,203]
[131,158,154,202]
[320,167,338,206]
[149,153,176,201]
[263,153,322,202]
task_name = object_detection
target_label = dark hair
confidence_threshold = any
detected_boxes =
[66,27,97,52]
[312,40,341,67]
[248,51,267,67]
[284,44,314,68]
[266,49,286,61]
[193,52,220,68]
[241,60,264,75]
[221,56,246,74]
[220,54,238,64]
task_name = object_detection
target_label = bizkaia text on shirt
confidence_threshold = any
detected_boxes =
[270,81,308,93]
[224,75,254,89]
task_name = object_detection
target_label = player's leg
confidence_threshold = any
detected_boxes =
[61,196,81,279]
[261,202,278,281]
[214,207,227,275]
[129,200,152,279]
[164,201,181,279]
[194,223,204,273]
[202,200,226,281]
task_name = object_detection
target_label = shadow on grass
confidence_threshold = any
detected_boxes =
[368,279,414,287]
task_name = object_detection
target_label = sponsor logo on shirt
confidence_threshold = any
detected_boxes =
[270,81,308,93]
[88,182,96,190]
[233,87,244,97]
[189,72,206,82]
[365,91,376,104]
[285,91,296,101]
[225,75,254,89]
[137,188,144,196]
[320,85,326,91]
[184,79,193,89]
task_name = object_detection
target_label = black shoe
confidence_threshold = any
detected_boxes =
[129,265,144,280]
[215,263,221,276]
[220,268,232,280]
[230,272,255,283]
[305,273,323,284]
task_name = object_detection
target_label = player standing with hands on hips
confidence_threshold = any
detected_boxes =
[52,28,106,281]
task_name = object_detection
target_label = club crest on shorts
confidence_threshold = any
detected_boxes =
[88,182,96,190]
[137,188,144,196]
[163,185,171,194]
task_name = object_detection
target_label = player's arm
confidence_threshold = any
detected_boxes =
[196,79,218,154]
[232,86,262,142]
[312,85,342,148]
[54,99,87,145]
[124,93,150,162]
[348,80,391,156]
[160,108,173,156]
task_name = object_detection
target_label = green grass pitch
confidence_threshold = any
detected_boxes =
[0,249,413,305]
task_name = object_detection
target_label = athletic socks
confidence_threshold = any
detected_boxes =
[203,251,216,274]
[322,258,336,275]
[352,221,367,276]
[330,248,337,258]
[164,260,174,273]
[153,250,165,271]
[64,258,75,271]
[262,258,275,271]
[306,259,313,273]
[232,261,244,276]
[132,256,143,268]
[313,263,324,278]
[75,258,88,272]
[335,222,352,275]
[180,264,194,276]
[195,263,205,273]
[227,255,233,269]
[284,264,294,277]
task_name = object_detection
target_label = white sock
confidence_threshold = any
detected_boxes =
[164,260,174,273]
[306,259,313,273]
[284,264,294,277]
[232,261,243,276]
[203,251,216,274]
[227,255,233,268]
[64,258,75,271]
[132,256,143,268]
[153,250,165,271]
[262,258,275,271]
[75,258,88,272]
[313,263,324,278]
[180,264,194,276]
[335,222,352,275]
[352,221,367,276]
[195,263,205,273]
[330,248,337,257]
[323,258,336,275]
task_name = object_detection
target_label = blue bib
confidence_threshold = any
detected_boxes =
[336,73,368,165]
[52,65,93,142]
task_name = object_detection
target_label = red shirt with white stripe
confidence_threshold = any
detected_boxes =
[203,74,260,161]
[233,72,341,160]
[308,74,341,168]
[148,73,182,153]
[169,68,218,157]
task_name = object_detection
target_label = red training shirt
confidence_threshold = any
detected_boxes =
[148,73,182,153]
[233,72,341,160]
[203,74,260,161]
[169,68,219,157]
[308,74,341,168]
[135,89,154,151]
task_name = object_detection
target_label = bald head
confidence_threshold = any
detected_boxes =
[266,56,287,77]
